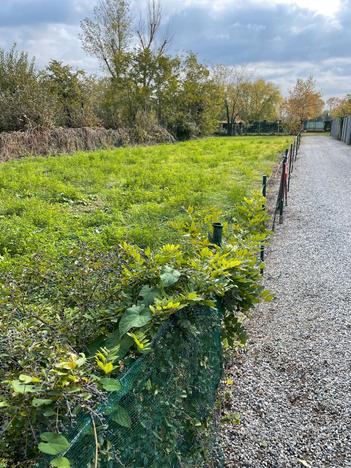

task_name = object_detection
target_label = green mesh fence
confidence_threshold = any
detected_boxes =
[38,305,223,467]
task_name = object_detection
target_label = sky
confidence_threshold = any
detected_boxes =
[0,0,349,99]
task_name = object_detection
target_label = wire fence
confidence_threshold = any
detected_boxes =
[271,133,302,231]
[258,132,301,274]
[37,305,223,468]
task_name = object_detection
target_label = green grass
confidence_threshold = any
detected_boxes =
[0,136,290,262]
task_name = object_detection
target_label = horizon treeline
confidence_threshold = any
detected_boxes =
[0,0,331,139]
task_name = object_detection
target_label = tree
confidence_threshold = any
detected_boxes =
[282,77,324,127]
[327,96,351,119]
[174,54,222,139]
[214,67,282,135]
[243,79,281,121]
[81,0,131,79]
[214,66,250,135]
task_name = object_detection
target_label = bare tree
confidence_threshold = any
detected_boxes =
[136,0,169,55]
[80,0,131,78]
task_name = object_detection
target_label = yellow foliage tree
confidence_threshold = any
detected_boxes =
[282,77,324,131]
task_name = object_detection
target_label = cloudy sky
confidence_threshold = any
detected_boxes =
[0,0,349,98]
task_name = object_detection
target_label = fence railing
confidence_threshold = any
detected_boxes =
[271,132,301,231]
[259,133,301,274]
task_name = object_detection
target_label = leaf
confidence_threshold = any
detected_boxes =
[185,292,203,302]
[0,400,9,408]
[19,374,41,383]
[127,332,151,353]
[32,398,53,407]
[96,360,114,375]
[139,285,161,306]
[160,266,181,287]
[11,380,38,394]
[119,305,151,336]
[261,290,274,302]
[99,378,122,392]
[50,456,71,467]
[38,433,70,456]
[109,405,132,428]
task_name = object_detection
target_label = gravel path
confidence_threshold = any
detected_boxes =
[220,136,351,468]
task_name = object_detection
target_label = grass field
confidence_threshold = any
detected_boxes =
[0,136,291,264]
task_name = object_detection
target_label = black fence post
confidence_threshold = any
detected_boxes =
[280,153,288,222]
[212,223,223,247]
[288,146,293,190]
[260,175,268,274]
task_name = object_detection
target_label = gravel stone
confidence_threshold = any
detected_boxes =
[219,136,351,467]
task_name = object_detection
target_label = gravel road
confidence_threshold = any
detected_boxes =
[219,136,351,468]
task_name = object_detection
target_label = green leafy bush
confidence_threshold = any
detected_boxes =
[0,197,268,466]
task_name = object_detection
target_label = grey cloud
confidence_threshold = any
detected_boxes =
[164,2,346,65]
[0,0,87,27]
[0,0,350,97]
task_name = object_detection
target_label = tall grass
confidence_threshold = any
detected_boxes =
[0,136,290,264]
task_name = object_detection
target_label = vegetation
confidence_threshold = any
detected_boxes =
[282,77,324,132]
[215,66,282,135]
[0,0,289,145]
[0,136,290,465]
[327,95,351,119]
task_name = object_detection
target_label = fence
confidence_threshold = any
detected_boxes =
[38,306,223,467]
[219,120,286,136]
[331,117,351,144]
[271,133,302,231]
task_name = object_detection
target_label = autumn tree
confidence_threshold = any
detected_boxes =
[282,77,324,129]
[327,95,351,118]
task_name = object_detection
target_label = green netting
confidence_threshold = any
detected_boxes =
[38,305,223,467]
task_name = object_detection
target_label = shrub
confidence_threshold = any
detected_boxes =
[0,45,56,132]
[0,198,269,466]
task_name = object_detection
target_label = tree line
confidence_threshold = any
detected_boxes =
[0,0,327,139]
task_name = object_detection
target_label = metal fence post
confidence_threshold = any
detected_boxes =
[288,146,293,190]
[280,153,287,223]
[260,175,268,274]
[212,223,223,247]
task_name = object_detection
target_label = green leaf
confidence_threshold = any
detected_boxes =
[11,380,38,394]
[160,266,181,287]
[0,400,9,408]
[139,285,161,306]
[109,405,132,428]
[50,456,71,468]
[32,398,53,407]
[119,305,151,336]
[261,290,274,302]
[19,374,40,383]
[38,433,70,456]
[99,378,122,392]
